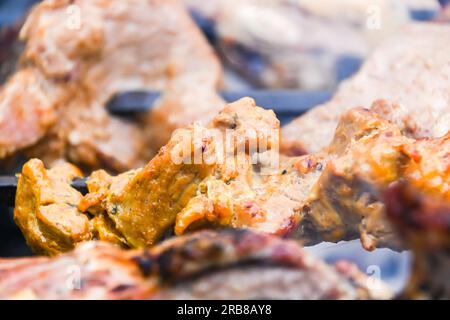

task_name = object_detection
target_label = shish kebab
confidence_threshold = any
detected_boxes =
[9,97,450,256]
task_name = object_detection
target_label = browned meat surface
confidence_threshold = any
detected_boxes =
[14,159,92,256]
[282,23,450,156]
[172,101,450,251]
[302,102,450,250]
[385,183,450,299]
[14,98,450,254]
[15,98,281,253]
[0,229,393,300]
[0,0,223,172]
[82,97,282,248]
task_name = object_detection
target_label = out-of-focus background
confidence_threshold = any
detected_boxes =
[1,0,445,90]
[186,0,442,90]
[0,0,447,293]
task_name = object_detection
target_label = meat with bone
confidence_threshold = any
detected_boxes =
[0,0,223,172]
[385,183,450,299]
[14,98,450,254]
[282,23,450,156]
[0,229,393,299]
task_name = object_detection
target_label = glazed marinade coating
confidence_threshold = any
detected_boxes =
[14,160,91,256]
[14,97,450,255]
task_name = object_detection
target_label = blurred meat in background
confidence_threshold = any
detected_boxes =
[0,0,223,173]
[185,0,441,90]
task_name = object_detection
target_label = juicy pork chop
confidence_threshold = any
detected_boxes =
[0,229,392,300]
[14,98,450,255]
[0,0,223,172]
[282,23,450,156]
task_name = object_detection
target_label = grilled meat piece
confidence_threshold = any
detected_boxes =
[171,101,449,251]
[282,23,450,156]
[14,159,92,256]
[385,183,450,299]
[185,0,413,90]
[83,97,281,248]
[0,229,393,299]
[0,0,222,172]
[14,98,450,254]
[15,98,280,253]
[302,102,450,250]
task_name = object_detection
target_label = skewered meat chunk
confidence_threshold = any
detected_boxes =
[172,101,450,251]
[385,183,450,299]
[301,103,450,250]
[0,0,223,171]
[14,98,450,254]
[282,23,450,156]
[15,98,288,254]
[86,97,280,247]
[14,158,92,256]
[0,229,393,300]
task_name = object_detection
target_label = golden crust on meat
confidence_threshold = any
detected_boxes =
[13,99,450,256]
[102,130,215,248]
[14,159,92,256]
[301,107,450,250]
[103,97,280,247]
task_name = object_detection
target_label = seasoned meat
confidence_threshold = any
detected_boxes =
[89,98,280,248]
[14,158,92,256]
[301,102,450,250]
[15,98,286,254]
[282,23,450,156]
[0,229,393,300]
[185,0,413,90]
[172,102,450,251]
[14,98,450,254]
[385,183,450,299]
[0,0,223,171]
